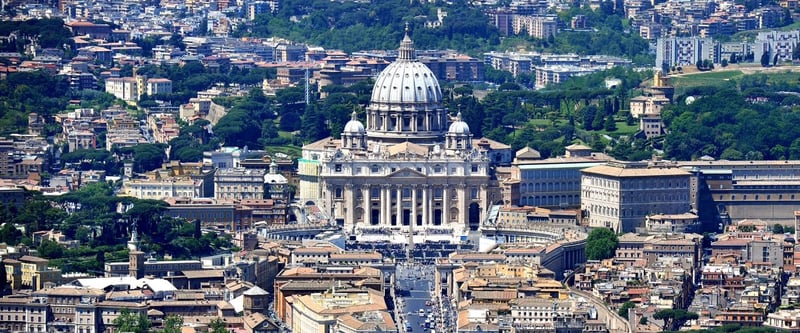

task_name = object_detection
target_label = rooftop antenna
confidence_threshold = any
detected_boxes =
[304,67,310,105]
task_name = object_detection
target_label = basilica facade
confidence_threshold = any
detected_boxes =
[298,29,500,242]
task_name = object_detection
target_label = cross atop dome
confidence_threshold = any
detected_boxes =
[398,22,416,61]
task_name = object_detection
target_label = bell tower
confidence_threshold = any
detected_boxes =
[128,223,145,279]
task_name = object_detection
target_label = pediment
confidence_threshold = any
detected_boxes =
[386,167,427,179]
[387,141,428,157]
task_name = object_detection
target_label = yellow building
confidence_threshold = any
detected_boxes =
[19,255,61,290]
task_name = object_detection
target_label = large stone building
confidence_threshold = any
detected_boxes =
[581,161,692,233]
[680,160,800,225]
[298,28,496,242]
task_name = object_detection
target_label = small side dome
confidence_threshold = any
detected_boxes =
[448,112,470,134]
[343,111,365,134]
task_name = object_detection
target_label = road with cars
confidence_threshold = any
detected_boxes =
[395,262,441,333]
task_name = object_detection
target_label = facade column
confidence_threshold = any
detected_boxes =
[363,185,371,226]
[380,185,388,226]
[458,184,466,226]
[411,185,418,227]
[345,184,354,228]
[443,185,449,225]
[425,112,430,132]
[480,184,488,223]
[381,184,392,226]
[396,187,402,225]
[422,184,429,226]
[324,184,333,220]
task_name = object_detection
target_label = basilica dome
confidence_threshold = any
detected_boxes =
[369,31,442,106]
[364,25,449,145]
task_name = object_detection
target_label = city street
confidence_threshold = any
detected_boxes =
[396,262,440,332]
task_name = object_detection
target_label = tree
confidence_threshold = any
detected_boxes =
[0,260,7,296]
[773,224,785,234]
[618,301,635,318]
[209,318,228,333]
[604,115,617,131]
[279,111,302,132]
[113,309,151,333]
[163,315,183,333]
[585,228,619,260]
[301,104,329,142]
[653,309,698,331]
[591,109,605,131]
[0,223,23,245]
[721,58,728,67]
[37,239,64,259]
[639,316,648,325]
[761,51,771,67]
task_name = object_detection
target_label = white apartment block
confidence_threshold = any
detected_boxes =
[512,15,558,39]
[655,37,714,68]
[535,66,595,89]
[105,77,138,101]
[754,30,800,65]
[581,162,691,233]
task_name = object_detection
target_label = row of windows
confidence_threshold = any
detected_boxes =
[520,181,580,193]
[521,169,580,180]
[727,194,795,200]
[585,177,688,189]
[337,164,478,175]
[520,195,578,207]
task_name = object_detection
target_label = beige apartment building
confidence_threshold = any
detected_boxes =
[290,289,392,333]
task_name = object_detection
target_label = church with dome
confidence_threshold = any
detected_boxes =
[298,28,509,243]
